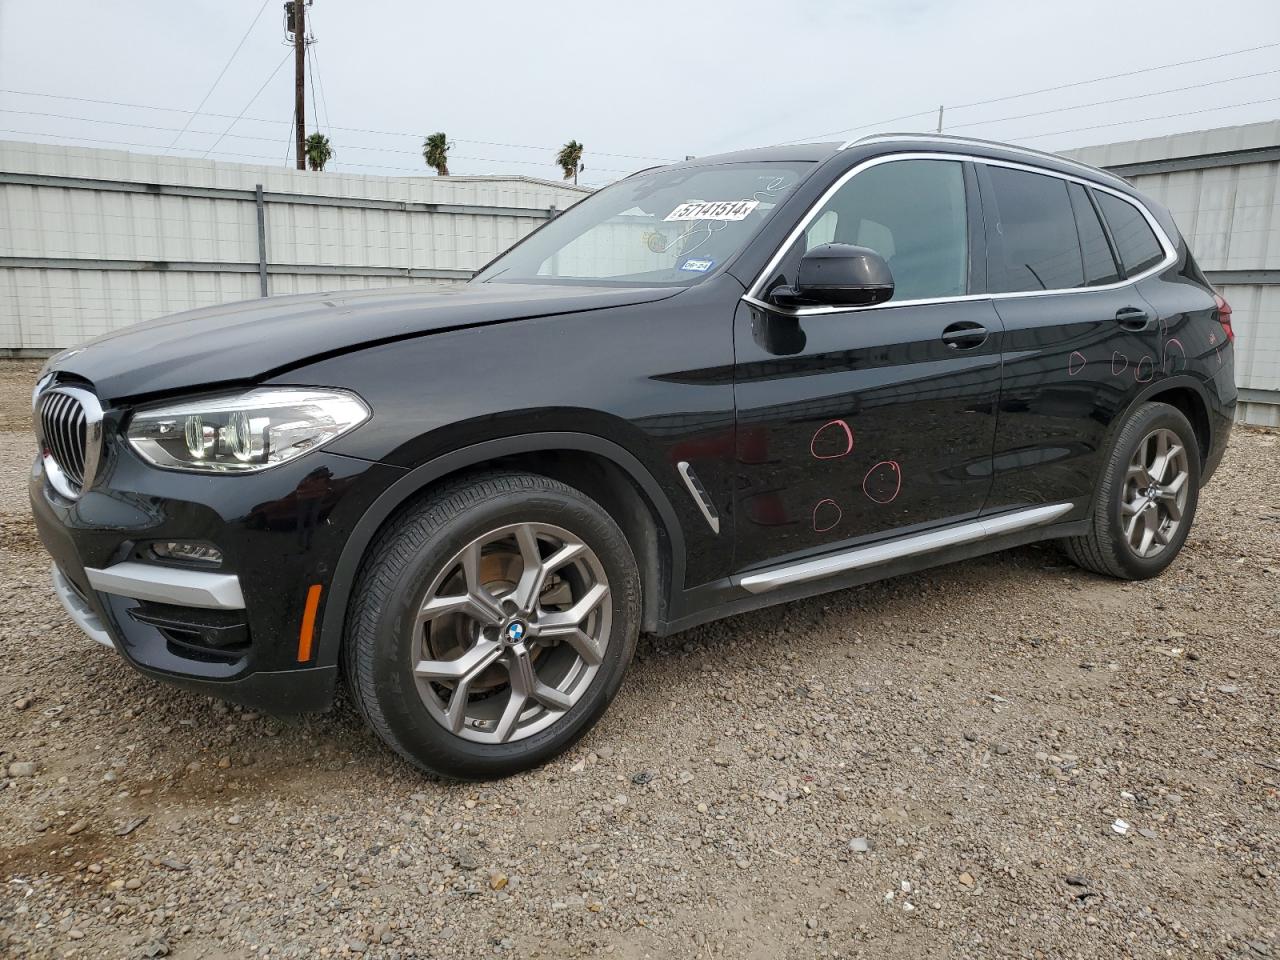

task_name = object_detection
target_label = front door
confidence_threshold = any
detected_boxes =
[732,156,1003,571]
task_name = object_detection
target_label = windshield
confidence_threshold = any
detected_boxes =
[474,162,813,287]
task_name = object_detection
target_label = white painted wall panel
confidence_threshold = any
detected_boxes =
[1065,122,1280,425]
[0,139,587,351]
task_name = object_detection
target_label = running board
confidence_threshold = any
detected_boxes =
[735,502,1074,594]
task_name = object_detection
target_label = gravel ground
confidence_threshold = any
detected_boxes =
[2,357,1278,959]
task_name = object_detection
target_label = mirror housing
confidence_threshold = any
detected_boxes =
[772,243,894,308]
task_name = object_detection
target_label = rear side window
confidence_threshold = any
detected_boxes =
[984,166,1083,292]
[798,158,969,302]
[1068,183,1120,286]
[1095,191,1165,277]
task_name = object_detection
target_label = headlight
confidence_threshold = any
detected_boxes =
[126,387,369,473]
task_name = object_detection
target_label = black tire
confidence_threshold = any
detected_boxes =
[1064,401,1201,580]
[343,471,641,780]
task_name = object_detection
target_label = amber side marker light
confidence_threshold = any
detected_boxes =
[298,584,323,662]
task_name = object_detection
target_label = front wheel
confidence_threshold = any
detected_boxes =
[1064,401,1201,580]
[343,472,641,779]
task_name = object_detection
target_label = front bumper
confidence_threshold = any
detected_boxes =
[31,439,405,714]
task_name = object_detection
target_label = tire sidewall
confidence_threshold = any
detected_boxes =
[1101,404,1201,579]
[362,481,639,779]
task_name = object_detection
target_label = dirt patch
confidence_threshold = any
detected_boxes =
[1,358,1278,960]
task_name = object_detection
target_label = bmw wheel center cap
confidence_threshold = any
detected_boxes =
[504,620,527,644]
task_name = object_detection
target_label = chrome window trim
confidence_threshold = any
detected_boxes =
[34,384,104,501]
[836,133,1124,185]
[742,151,1177,319]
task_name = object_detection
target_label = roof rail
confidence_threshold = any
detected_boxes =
[839,132,1127,185]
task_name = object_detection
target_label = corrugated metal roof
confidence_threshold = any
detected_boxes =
[1060,120,1280,169]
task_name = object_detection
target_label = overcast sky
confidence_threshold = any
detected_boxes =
[0,0,1277,186]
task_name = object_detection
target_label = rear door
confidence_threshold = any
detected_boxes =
[977,162,1163,514]
[732,156,1003,571]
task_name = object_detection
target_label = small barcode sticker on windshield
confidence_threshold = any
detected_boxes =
[664,200,759,222]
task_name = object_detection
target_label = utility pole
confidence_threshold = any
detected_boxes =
[936,104,944,133]
[293,0,307,170]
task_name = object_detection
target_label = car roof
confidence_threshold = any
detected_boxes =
[651,133,1130,194]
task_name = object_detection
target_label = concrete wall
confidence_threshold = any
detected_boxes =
[0,140,589,353]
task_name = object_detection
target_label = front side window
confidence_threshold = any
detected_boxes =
[475,162,812,287]
[985,166,1085,293]
[786,158,969,302]
[1095,191,1166,277]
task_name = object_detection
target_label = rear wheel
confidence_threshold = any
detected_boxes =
[1064,401,1201,580]
[343,472,640,779]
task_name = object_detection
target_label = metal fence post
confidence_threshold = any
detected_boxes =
[255,184,269,297]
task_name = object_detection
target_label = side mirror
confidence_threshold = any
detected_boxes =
[772,243,894,308]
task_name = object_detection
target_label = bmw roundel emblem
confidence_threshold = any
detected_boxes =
[506,621,526,643]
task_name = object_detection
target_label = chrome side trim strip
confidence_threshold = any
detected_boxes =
[51,564,114,648]
[85,561,246,610]
[735,502,1074,594]
[742,151,1176,319]
[677,460,720,534]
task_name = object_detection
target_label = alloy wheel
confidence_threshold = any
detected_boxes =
[1121,427,1190,559]
[410,522,611,744]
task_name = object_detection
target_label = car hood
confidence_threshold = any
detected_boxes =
[46,282,680,400]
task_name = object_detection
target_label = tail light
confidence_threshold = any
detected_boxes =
[1213,293,1234,343]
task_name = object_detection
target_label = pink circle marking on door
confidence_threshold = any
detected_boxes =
[862,460,902,504]
[810,419,854,460]
[812,498,843,533]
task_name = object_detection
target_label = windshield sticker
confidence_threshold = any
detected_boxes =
[680,257,715,273]
[664,199,760,222]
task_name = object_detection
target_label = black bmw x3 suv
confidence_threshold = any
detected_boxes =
[31,133,1235,779]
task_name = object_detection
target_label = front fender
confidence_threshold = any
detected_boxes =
[311,432,687,670]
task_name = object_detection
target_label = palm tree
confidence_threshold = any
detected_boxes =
[423,132,451,176]
[556,140,584,184]
[304,133,333,172]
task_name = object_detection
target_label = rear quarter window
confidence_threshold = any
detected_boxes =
[1095,191,1166,277]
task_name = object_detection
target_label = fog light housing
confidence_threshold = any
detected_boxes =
[149,541,224,567]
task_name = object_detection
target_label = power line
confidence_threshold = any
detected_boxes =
[775,108,937,145]
[1012,94,1280,142]
[950,39,1280,111]
[777,39,1280,144]
[0,126,636,174]
[166,0,272,152]
[947,67,1280,132]
[308,43,331,133]
[0,87,679,162]
[0,107,640,172]
[199,50,293,158]
[307,43,320,133]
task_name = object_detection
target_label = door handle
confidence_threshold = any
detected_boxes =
[941,321,988,349]
[1114,307,1151,331]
